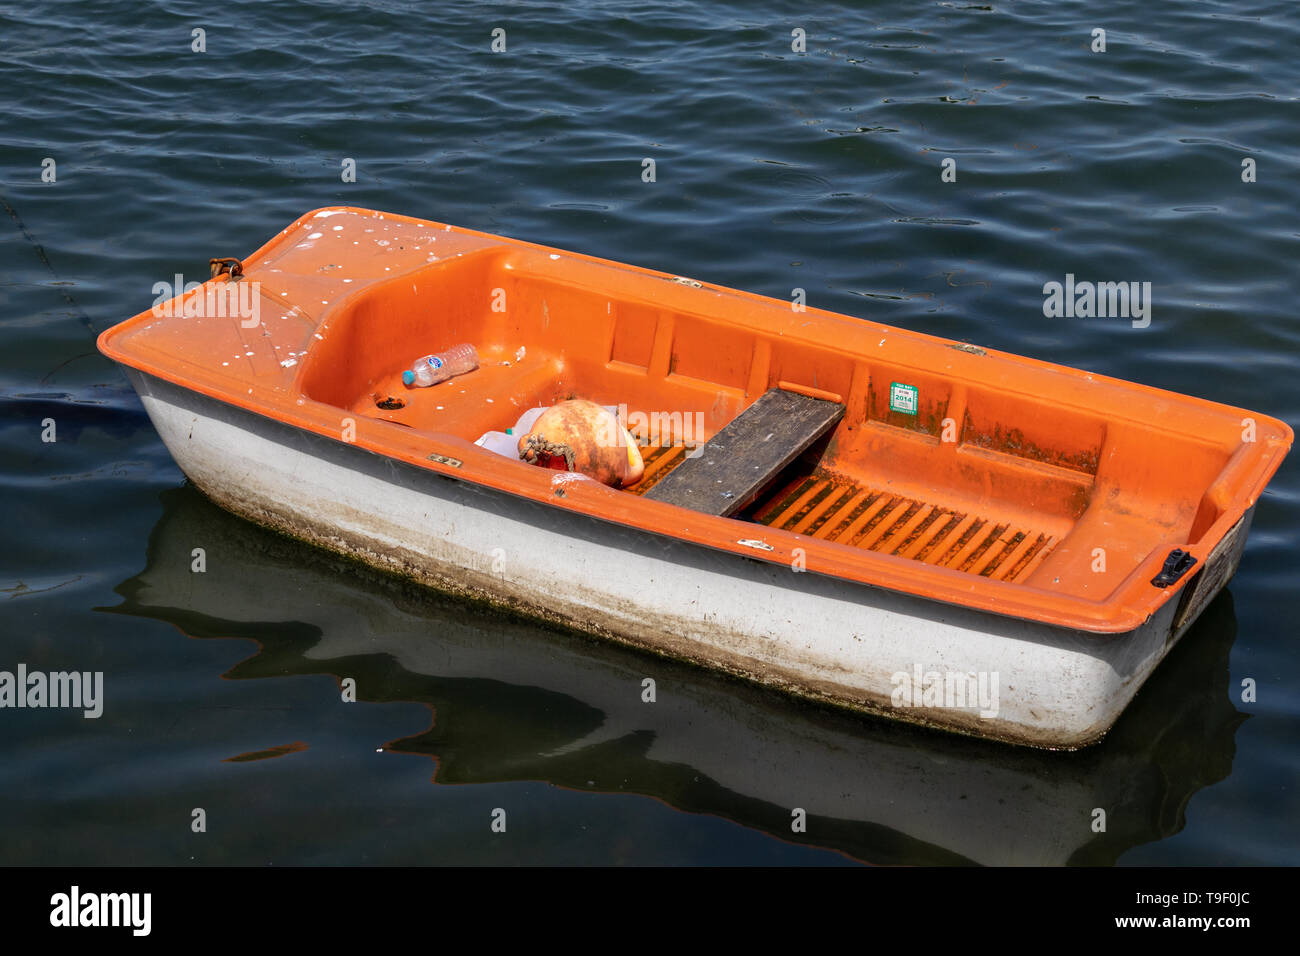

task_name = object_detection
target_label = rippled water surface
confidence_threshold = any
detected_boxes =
[2,1,1297,864]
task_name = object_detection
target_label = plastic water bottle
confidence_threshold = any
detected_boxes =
[402,344,479,387]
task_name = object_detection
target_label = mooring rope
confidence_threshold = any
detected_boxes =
[519,433,576,471]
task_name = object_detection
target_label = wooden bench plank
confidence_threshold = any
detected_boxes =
[645,388,845,517]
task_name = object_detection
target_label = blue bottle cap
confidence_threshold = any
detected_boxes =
[402,370,415,386]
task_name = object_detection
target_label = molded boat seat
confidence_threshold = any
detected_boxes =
[356,355,564,441]
[645,387,845,517]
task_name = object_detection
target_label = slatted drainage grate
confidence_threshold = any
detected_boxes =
[751,476,1057,583]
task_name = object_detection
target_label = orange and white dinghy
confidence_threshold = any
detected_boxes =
[99,206,1292,748]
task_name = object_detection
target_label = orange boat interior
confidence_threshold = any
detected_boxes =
[301,244,1258,596]
[100,207,1292,631]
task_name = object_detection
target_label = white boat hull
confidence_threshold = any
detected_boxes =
[127,369,1250,748]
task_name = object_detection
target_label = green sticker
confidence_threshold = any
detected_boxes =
[889,382,918,415]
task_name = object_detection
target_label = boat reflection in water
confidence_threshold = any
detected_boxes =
[107,485,1245,865]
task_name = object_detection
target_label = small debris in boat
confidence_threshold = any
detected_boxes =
[550,254,561,260]
[375,396,405,410]
[280,358,297,368]
[515,346,526,362]
[552,472,590,488]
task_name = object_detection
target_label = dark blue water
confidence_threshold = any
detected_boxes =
[2,0,1297,864]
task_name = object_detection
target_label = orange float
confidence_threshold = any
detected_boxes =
[517,400,644,488]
